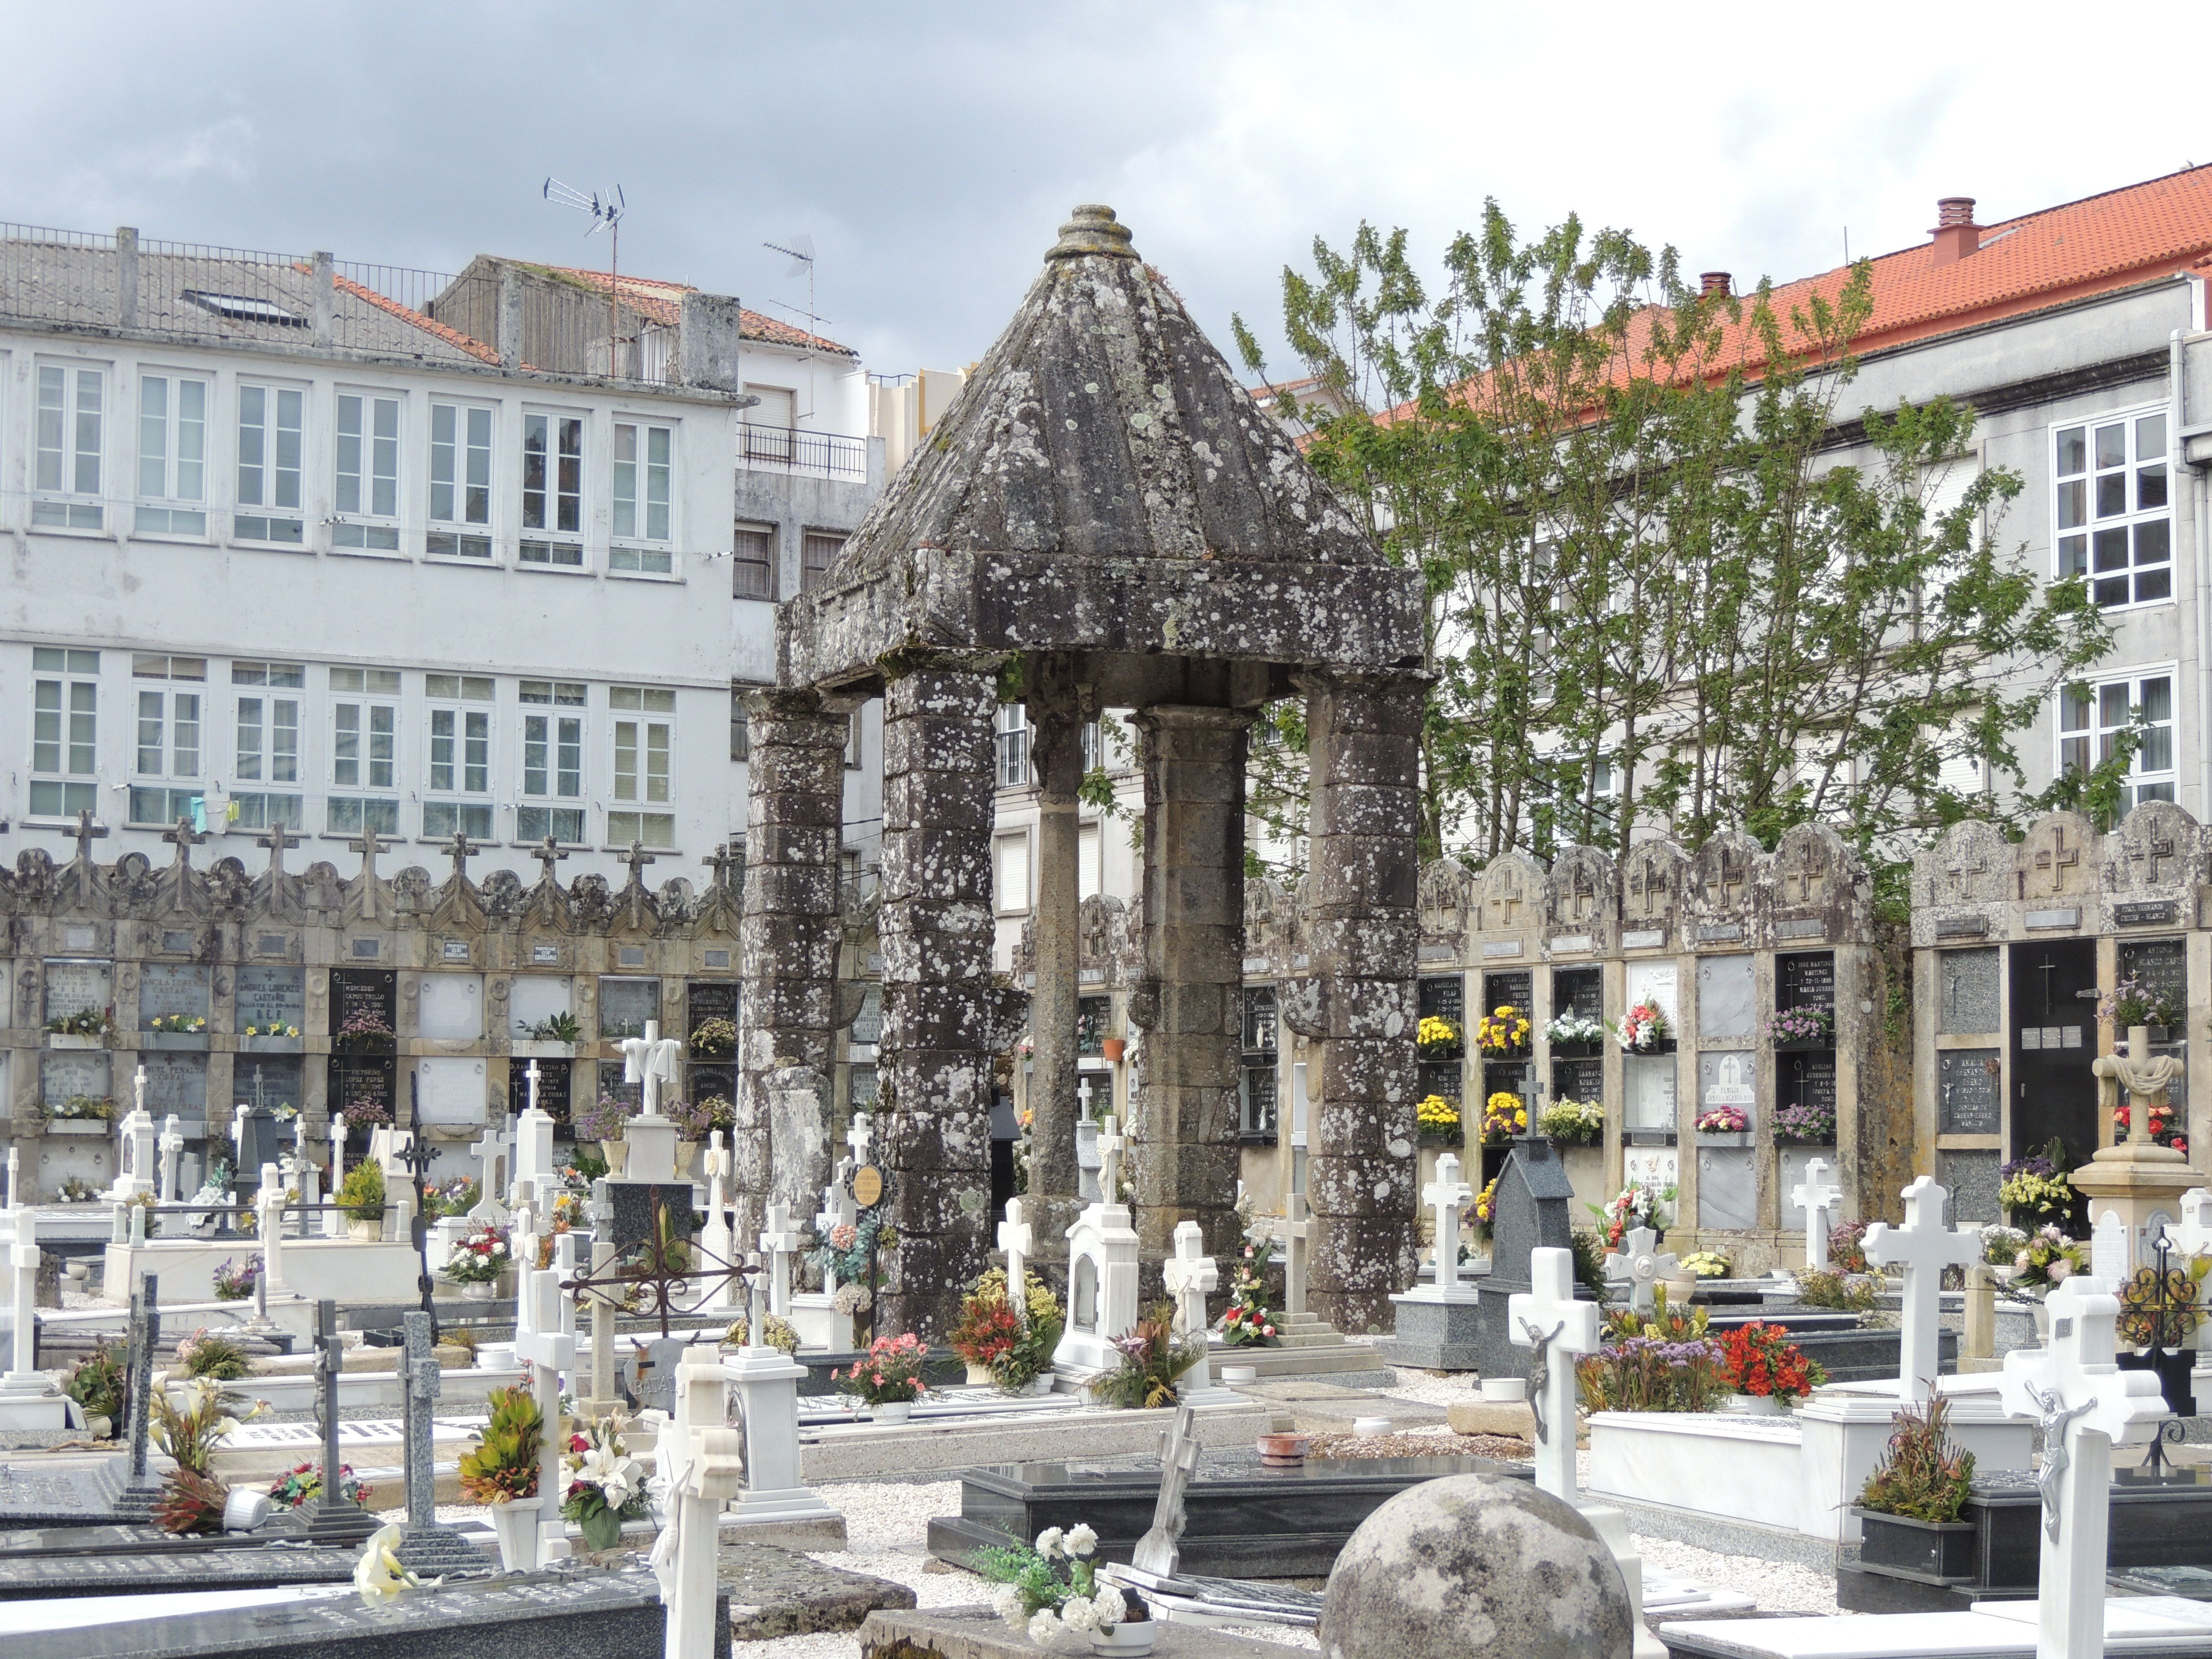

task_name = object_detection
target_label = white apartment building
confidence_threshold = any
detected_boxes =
[0,225,887,888]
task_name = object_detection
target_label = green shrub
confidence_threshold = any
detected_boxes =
[1860,1392,1975,1522]
[337,1159,386,1222]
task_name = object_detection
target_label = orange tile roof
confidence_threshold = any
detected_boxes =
[546,264,856,357]
[325,270,500,364]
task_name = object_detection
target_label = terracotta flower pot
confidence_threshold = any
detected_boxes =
[1256,1432,1312,1467]
[1101,1038,1126,1063]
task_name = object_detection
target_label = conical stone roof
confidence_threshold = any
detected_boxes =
[780,205,1424,688]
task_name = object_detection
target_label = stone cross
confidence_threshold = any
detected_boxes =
[1863,1175,1980,1401]
[1,1204,40,1386]
[467,1123,510,1223]
[163,815,204,868]
[440,830,477,887]
[847,1112,873,1168]
[1999,1275,2170,1658]
[1131,1404,1202,1575]
[1424,1154,1474,1292]
[1163,1220,1218,1343]
[1791,1156,1841,1271]
[1509,1246,1601,1501]
[617,839,658,886]
[304,1298,377,1544]
[1605,1226,1677,1316]
[659,1415,745,1659]
[746,1251,769,1352]
[1076,1075,1095,1122]
[255,1163,288,1294]
[530,836,567,886]
[394,1310,480,1574]
[699,1131,737,1314]
[324,1119,349,1239]
[998,1197,1034,1321]
[620,1020,684,1117]
[758,1201,804,1318]
[155,1115,183,1204]
[255,820,297,879]
[1096,1114,1126,1205]
[114,1274,163,1521]
[347,824,386,880]
[66,806,107,866]
[134,1064,146,1114]
[1273,1191,1315,1316]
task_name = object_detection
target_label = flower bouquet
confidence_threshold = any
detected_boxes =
[1416,1014,1463,1057]
[1592,1180,1673,1248]
[1089,1307,1203,1409]
[672,1094,735,1141]
[1472,1177,1498,1236]
[2012,1225,2085,1294]
[1218,1239,1278,1347]
[810,1213,899,1286]
[46,1008,111,1037]
[1997,1153,2073,1221]
[2098,975,2177,1034]
[1577,1301,1724,1412]
[150,1377,262,1535]
[269,1460,373,1510]
[1545,1011,1607,1048]
[339,1094,391,1130]
[1679,1250,1733,1279]
[1828,1218,1870,1273]
[148,1013,206,1034]
[213,1256,261,1302]
[1762,1006,1835,1046]
[1695,1105,1748,1135]
[242,1022,301,1038]
[1480,1090,1528,1143]
[1773,1100,1837,1144]
[1613,998,1671,1053]
[979,1523,1149,1650]
[333,1010,396,1051]
[1979,1224,2029,1268]
[1539,1096,1604,1145]
[425,1176,480,1219]
[440,1222,510,1286]
[458,1384,541,1503]
[560,1413,649,1549]
[2113,1099,2187,1154]
[1718,1321,1827,1407]
[835,1332,929,1413]
[1475,1004,1531,1056]
[1416,1093,1461,1142]
[687,1017,738,1057]
[572,1093,633,1146]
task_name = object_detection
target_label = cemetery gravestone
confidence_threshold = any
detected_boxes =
[1939,1051,2003,1135]
[39,1050,109,1110]
[1696,954,1755,1039]
[1863,1176,1979,1400]
[42,959,111,1025]
[136,963,210,1033]
[141,1051,208,1122]
[599,976,659,1041]
[236,965,307,1036]
[395,1311,482,1576]
[417,974,484,1042]
[1936,946,2002,1034]
[1469,1138,1586,1379]
[414,1057,490,1128]
[1940,1150,2003,1226]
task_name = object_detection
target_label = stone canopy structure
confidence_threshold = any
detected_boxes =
[741,204,1428,1336]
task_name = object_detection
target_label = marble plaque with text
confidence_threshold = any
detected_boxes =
[1938,1049,2001,1135]
[599,977,660,1039]
[137,963,210,1028]
[43,959,111,1023]
[235,965,305,1031]
[142,1052,207,1117]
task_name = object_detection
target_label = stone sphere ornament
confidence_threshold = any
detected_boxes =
[1318,1473,1632,1659]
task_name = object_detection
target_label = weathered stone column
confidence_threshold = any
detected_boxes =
[1303,673,1422,1334]
[1024,656,1086,1245]
[877,665,1016,1339]
[1129,704,1251,1265]
[734,689,847,1250]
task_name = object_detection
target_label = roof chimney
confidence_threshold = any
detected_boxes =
[1699,271,1732,298]
[1930,197,1979,267]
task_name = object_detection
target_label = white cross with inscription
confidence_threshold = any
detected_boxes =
[1096,1114,1126,1207]
[1273,1192,1315,1316]
[1791,1156,1841,1272]
[1863,1175,1980,1402]
[1998,1275,2169,1659]
[1509,1246,1601,1501]
[758,1201,804,1318]
[998,1197,1034,1321]
[1605,1226,1676,1315]
[1423,1154,1474,1292]
[2168,1188,2212,1265]
[1164,1220,1220,1394]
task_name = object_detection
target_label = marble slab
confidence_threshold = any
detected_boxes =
[1659,1600,2212,1658]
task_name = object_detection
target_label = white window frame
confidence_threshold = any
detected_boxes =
[996,703,1031,789]
[519,408,586,568]
[327,665,401,836]
[732,522,775,599]
[230,659,304,832]
[29,647,100,819]
[134,370,208,537]
[609,418,674,574]
[128,653,205,827]
[428,398,495,560]
[2058,665,2177,812]
[34,361,106,530]
[333,389,402,553]
[994,829,1034,916]
[423,673,495,841]
[607,684,674,849]
[2054,403,2171,612]
[235,380,307,546]
[518,679,588,846]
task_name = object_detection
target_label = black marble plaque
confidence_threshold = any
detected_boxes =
[1551,1057,1602,1104]
[686,977,737,1035]
[236,965,306,1031]
[330,968,396,1039]
[329,1056,396,1120]
[0,1544,351,1599]
[1778,951,1837,1010]
[136,963,209,1028]
[1938,1049,2002,1135]
[233,1055,301,1116]
[1419,974,1465,1022]
[599,976,659,1039]
[1418,1060,1463,1104]
[1938,947,2001,1035]
[606,1180,700,1250]
[2114,901,2179,927]
[1481,970,1532,1015]
[1551,964,1603,1020]
[1483,1061,1533,1106]
[509,1057,572,1125]
[1779,1049,1837,1112]
[2118,937,2187,1025]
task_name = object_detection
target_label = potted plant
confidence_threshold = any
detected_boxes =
[240,1021,303,1052]
[337,1158,387,1241]
[1417,1013,1465,1059]
[1856,1392,1978,1582]
[722,1313,802,1355]
[441,1221,511,1300]
[1473,1005,1529,1058]
[687,1016,737,1059]
[46,1008,111,1049]
[1088,1307,1204,1410]
[460,1384,542,1569]
[668,1095,733,1176]
[574,1094,634,1175]
[560,1412,649,1550]
[1772,1100,1838,1146]
[1717,1321,1826,1414]
[334,1010,397,1052]
[2099,976,2178,1046]
[836,1332,929,1421]
[1100,1037,1127,1063]
[979,1522,1153,1655]
[1612,998,1672,1054]
[41,1094,115,1133]
[1415,1093,1461,1145]
[1679,1250,1732,1281]
[67,1341,125,1439]
[1218,1239,1278,1347]
[951,1285,1026,1383]
[148,1377,261,1536]
[1762,1006,1835,1050]
[1539,1097,1604,1146]
[1544,1011,1606,1057]
[1479,1091,1528,1145]
[212,1257,260,1303]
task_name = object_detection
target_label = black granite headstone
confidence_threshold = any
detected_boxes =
[1468,1136,1586,1380]
[606,1181,700,1251]
[1777,951,1837,1010]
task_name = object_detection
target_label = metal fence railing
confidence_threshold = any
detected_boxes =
[739,422,868,481]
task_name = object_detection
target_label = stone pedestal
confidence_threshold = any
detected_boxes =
[786,1291,856,1354]
[623,1112,679,1185]
[2071,1143,2203,1276]
[1386,1288,1483,1370]
[726,1346,843,1540]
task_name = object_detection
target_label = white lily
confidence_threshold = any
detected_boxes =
[354,1524,411,1605]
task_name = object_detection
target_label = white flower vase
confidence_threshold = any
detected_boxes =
[1029,1373,1055,1396]
[490,1498,541,1571]
[461,1281,497,1301]
[1091,1618,1154,1655]
[965,1364,994,1386]
[602,1140,631,1177]
[347,1217,384,1242]
[872,1400,913,1424]
[1731,1393,1781,1416]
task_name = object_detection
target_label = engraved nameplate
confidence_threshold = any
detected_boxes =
[2024,909,2080,930]
[1622,930,1667,950]
[2113,901,2177,927]
[1696,924,1743,943]
[1550,935,1592,953]
[1935,916,1990,939]
[1479,941,1523,959]
[1774,918,1826,940]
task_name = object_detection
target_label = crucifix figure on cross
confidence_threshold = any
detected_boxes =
[1998,1275,2169,1659]
[1605,1226,1677,1316]
[1791,1157,1841,1272]
[1509,1246,1601,1501]
[1863,1175,1980,1401]
[1423,1154,1474,1293]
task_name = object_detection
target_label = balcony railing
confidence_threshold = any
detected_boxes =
[738,421,868,481]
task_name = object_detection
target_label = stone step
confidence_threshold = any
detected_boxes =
[1211,1344,1389,1381]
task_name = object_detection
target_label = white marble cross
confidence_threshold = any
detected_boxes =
[3,1147,17,1213]
[1509,1246,1601,1501]
[619,1020,685,1117]
[1,1202,41,1384]
[255,1163,289,1293]
[1274,1192,1315,1316]
[134,1064,147,1115]
[1791,1156,1841,1272]
[1424,1154,1474,1292]
[1076,1076,1096,1121]
[998,1197,1034,1319]
[758,1201,804,1318]
[157,1116,183,1205]
[1863,1175,1980,1402]
[324,1120,349,1239]
[512,1262,577,1569]
[698,1131,736,1314]
[1605,1226,1676,1315]
[846,1113,873,1168]
[468,1123,510,1224]
[1998,1275,2170,1659]
[1163,1220,1218,1342]
[524,1059,541,1115]
[1097,1114,1126,1206]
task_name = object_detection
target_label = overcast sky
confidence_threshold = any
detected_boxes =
[8,1,2210,404]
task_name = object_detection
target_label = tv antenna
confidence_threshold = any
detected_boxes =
[764,233,819,368]
[546,178,628,374]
